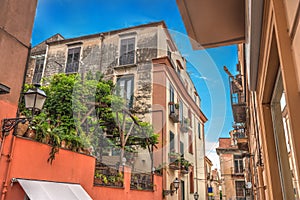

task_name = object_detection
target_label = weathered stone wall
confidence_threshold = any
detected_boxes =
[44,48,66,79]
[26,34,64,84]
[80,38,101,75]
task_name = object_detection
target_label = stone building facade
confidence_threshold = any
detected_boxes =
[26,21,207,200]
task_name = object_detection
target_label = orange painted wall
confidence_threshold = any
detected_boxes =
[5,137,163,200]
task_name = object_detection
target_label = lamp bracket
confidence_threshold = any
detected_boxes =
[163,189,175,197]
[2,117,29,136]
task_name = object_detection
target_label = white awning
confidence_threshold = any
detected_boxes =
[16,179,92,200]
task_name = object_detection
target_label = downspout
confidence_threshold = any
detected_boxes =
[1,45,31,200]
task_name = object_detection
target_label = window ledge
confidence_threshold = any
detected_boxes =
[114,63,137,69]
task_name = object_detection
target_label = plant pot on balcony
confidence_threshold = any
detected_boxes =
[169,112,180,123]
[169,103,180,123]
[180,118,190,132]
[181,168,189,175]
[169,162,180,170]
[180,124,189,133]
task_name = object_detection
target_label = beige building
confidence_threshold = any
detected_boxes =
[205,156,221,200]
[26,21,208,200]
[210,168,221,200]
[177,0,300,199]
[216,132,248,200]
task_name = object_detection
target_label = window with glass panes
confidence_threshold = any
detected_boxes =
[180,141,184,156]
[170,131,175,151]
[66,47,80,73]
[119,37,135,65]
[188,132,193,154]
[169,84,175,113]
[235,181,246,200]
[32,56,45,83]
[234,155,244,174]
[117,75,134,108]
[198,123,201,139]
[179,101,183,122]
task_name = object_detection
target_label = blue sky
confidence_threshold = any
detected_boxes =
[31,0,238,167]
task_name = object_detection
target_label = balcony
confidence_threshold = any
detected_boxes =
[130,172,153,191]
[168,152,181,170]
[180,158,192,175]
[94,162,124,188]
[234,130,249,151]
[230,76,246,123]
[169,102,180,123]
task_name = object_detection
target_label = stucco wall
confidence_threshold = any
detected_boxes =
[6,137,163,200]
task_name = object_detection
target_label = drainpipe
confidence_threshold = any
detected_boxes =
[1,45,31,200]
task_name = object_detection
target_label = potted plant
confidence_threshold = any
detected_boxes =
[180,118,190,132]
[169,103,180,123]
[116,172,124,187]
[168,152,181,170]
[180,158,192,174]
[108,175,117,186]
[94,173,108,185]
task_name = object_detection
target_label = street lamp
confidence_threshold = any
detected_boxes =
[163,177,180,197]
[1,84,47,135]
[24,84,47,115]
[194,192,199,200]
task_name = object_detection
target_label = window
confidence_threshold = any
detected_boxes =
[169,84,174,102]
[198,123,201,139]
[169,84,175,113]
[188,133,193,154]
[32,56,44,83]
[179,101,183,122]
[180,141,184,156]
[66,47,80,73]
[188,109,192,127]
[234,155,244,174]
[120,37,135,65]
[167,45,172,60]
[170,131,175,151]
[177,65,181,78]
[181,180,185,200]
[189,167,194,193]
[117,75,134,108]
[235,181,246,199]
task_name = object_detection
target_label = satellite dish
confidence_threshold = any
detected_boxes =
[245,182,252,189]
